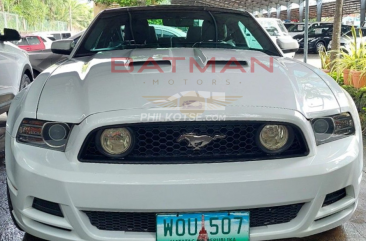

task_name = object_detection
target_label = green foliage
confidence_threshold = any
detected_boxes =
[328,72,344,85]
[3,0,93,31]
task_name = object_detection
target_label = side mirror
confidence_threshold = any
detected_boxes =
[0,28,21,41]
[51,39,74,55]
[276,37,299,53]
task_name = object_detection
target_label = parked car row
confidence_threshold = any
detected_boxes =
[11,31,72,51]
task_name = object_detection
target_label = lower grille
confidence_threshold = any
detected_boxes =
[32,198,64,217]
[322,188,347,207]
[84,203,304,232]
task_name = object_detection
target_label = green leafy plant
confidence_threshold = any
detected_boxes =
[319,46,331,70]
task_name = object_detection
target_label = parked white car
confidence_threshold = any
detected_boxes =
[34,31,72,40]
[0,28,33,114]
[36,33,56,49]
[256,18,298,58]
[6,6,362,241]
[328,27,366,54]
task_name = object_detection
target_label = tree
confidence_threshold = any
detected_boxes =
[330,0,344,70]
[1,0,92,32]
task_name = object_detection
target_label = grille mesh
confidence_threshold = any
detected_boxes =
[79,122,308,163]
[84,203,304,232]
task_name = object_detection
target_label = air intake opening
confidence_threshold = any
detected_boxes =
[322,188,347,207]
[129,60,171,67]
[207,60,248,66]
[32,198,64,217]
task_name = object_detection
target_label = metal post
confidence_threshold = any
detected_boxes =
[287,2,292,20]
[361,0,366,27]
[277,4,281,19]
[317,0,323,22]
[268,6,272,17]
[299,0,304,22]
[304,0,310,63]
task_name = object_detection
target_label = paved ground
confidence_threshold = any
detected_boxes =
[0,81,365,241]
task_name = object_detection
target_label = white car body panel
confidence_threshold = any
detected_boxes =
[0,40,32,114]
[5,6,363,241]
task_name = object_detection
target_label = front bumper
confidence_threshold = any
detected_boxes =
[6,130,362,241]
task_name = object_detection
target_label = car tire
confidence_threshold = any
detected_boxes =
[19,73,31,91]
[6,182,24,231]
[315,41,325,54]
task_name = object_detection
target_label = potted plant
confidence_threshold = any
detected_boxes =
[351,60,366,88]
[332,27,366,85]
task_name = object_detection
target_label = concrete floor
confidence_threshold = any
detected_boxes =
[0,79,365,241]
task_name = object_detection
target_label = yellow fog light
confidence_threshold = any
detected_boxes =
[98,128,134,156]
[258,125,293,153]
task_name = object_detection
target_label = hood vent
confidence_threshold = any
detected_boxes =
[129,60,171,67]
[207,60,248,67]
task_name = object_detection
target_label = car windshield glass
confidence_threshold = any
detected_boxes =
[308,25,332,34]
[288,24,305,32]
[74,10,280,57]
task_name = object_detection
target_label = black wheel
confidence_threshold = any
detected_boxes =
[315,41,325,54]
[19,73,31,91]
[6,182,24,231]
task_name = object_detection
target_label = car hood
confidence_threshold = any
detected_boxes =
[37,48,340,123]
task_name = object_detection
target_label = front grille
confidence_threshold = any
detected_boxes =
[84,203,304,232]
[322,188,347,207]
[79,122,308,164]
[32,198,64,217]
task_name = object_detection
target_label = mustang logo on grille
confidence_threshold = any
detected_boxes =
[177,133,226,150]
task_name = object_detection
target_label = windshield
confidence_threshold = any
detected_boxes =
[74,10,280,57]
[308,24,332,34]
[288,24,306,32]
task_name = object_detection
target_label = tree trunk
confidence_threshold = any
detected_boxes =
[330,0,344,71]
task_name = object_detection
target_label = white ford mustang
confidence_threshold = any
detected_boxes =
[6,5,362,241]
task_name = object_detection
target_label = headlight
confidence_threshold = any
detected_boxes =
[97,128,134,157]
[17,119,71,151]
[312,113,355,145]
[256,125,294,153]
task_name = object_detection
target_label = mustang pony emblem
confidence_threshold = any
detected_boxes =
[177,133,226,150]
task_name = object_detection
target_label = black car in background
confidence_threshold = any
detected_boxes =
[293,23,352,53]
[28,32,83,77]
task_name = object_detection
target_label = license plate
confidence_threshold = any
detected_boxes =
[156,212,250,241]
